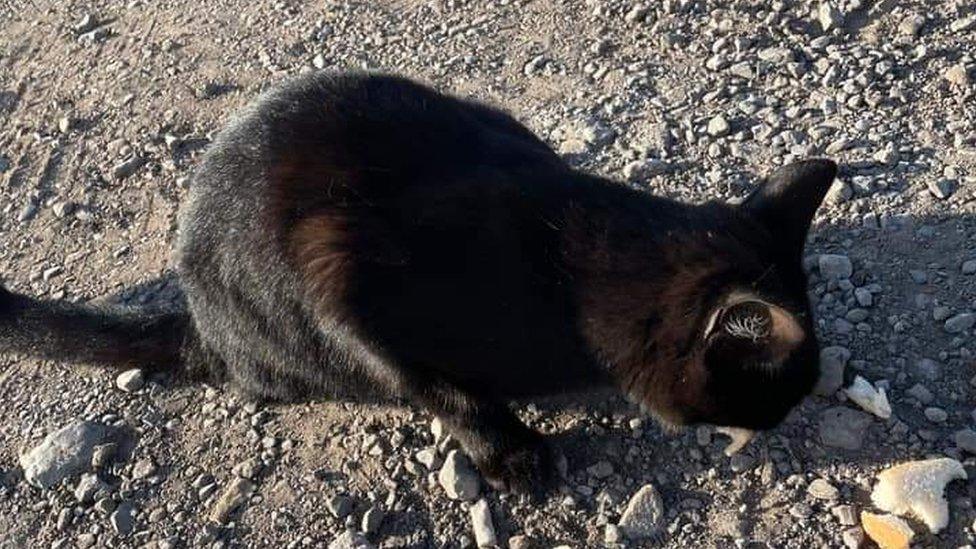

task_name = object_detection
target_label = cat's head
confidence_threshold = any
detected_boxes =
[611,159,837,445]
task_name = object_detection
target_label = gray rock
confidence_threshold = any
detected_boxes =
[91,443,117,469]
[112,156,146,180]
[110,501,136,536]
[706,114,730,137]
[209,477,254,524]
[327,494,354,519]
[818,254,852,280]
[19,421,125,489]
[944,313,975,333]
[906,384,934,404]
[815,346,850,396]
[818,407,872,450]
[361,505,384,535]
[928,179,957,200]
[961,260,976,275]
[131,458,156,480]
[618,483,665,539]
[469,499,497,547]
[328,530,374,549]
[924,407,947,423]
[73,14,99,34]
[116,369,145,392]
[73,473,106,504]
[953,429,976,454]
[818,2,844,31]
[914,358,942,381]
[898,14,925,37]
[854,287,873,307]
[438,450,480,501]
[807,478,839,500]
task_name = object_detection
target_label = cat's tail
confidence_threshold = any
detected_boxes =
[0,282,191,372]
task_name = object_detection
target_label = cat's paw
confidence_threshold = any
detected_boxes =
[476,439,557,501]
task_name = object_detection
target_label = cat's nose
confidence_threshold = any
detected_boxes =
[714,426,756,456]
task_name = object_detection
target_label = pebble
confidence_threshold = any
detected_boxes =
[841,526,865,549]
[928,179,957,200]
[209,477,254,524]
[508,535,535,549]
[898,14,925,37]
[807,478,840,500]
[923,407,947,423]
[469,499,497,547]
[832,504,858,526]
[116,369,145,392]
[132,457,157,479]
[818,2,843,31]
[871,458,967,533]
[327,494,354,519]
[706,114,730,137]
[19,421,124,489]
[954,429,976,454]
[905,384,934,404]
[73,473,106,504]
[819,407,872,450]
[914,358,942,381]
[361,505,384,535]
[618,483,665,539]
[110,501,136,536]
[112,156,146,180]
[437,450,480,501]
[815,346,850,396]
[327,530,374,549]
[944,64,970,87]
[819,254,853,280]
[962,260,976,275]
[944,313,975,334]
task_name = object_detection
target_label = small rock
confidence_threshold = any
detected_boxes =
[706,114,730,137]
[618,483,665,539]
[112,156,146,180]
[209,477,254,524]
[961,260,976,275]
[914,358,942,381]
[944,313,975,334]
[819,407,872,450]
[469,499,497,547]
[116,369,145,392]
[832,504,858,526]
[110,501,136,536]
[73,473,106,504]
[905,384,933,404]
[944,64,970,87]
[819,254,853,280]
[508,535,536,549]
[818,2,844,31]
[923,407,947,423]
[898,14,925,37]
[807,478,840,500]
[327,494,354,519]
[928,179,957,200]
[361,506,384,535]
[953,429,976,454]
[19,421,125,489]
[91,443,116,469]
[52,201,75,218]
[131,457,156,479]
[861,512,913,549]
[73,14,99,34]
[841,526,865,549]
[328,530,374,549]
[815,346,850,396]
[845,376,891,419]
[437,450,480,501]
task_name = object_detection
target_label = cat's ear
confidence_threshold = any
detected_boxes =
[741,159,837,255]
[704,298,805,365]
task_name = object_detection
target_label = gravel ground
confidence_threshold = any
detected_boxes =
[1,0,975,547]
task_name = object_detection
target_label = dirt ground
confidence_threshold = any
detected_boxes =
[1,0,975,547]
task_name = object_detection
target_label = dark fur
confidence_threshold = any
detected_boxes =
[0,72,837,493]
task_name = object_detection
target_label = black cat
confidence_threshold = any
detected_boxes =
[0,72,835,494]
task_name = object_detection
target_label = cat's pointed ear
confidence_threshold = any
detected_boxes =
[704,298,805,365]
[742,159,837,255]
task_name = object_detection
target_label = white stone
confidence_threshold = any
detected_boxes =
[618,483,665,539]
[871,458,967,533]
